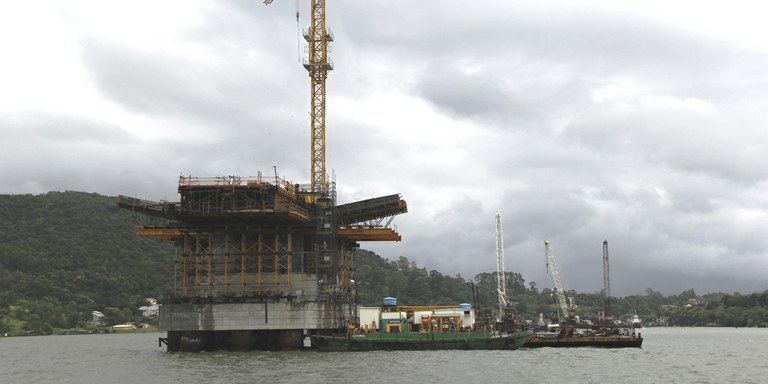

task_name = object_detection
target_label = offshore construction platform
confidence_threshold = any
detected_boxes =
[116,1,407,351]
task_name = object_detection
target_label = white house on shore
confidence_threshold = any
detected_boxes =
[138,298,161,318]
[90,311,105,326]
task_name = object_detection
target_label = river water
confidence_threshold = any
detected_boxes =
[1,327,766,384]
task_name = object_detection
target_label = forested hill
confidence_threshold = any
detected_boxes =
[0,191,510,332]
[0,191,174,332]
[1,192,767,334]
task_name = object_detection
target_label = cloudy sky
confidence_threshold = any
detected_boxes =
[2,0,768,297]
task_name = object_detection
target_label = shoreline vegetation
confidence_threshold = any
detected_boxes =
[2,192,767,336]
[3,325,162,337]
[2,324,765,339]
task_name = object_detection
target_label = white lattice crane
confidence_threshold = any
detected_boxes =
[495,212,508,316]
[544,240,576,323]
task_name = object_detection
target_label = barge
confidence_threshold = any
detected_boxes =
[311,330,532,351]
[524,327,643,348]
[311,298,531,352]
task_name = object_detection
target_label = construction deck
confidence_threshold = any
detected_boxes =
[118,174,406,351]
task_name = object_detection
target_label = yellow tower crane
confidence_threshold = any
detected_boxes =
[265,0,333,197]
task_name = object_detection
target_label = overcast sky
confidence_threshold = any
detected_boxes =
[2,1,767,297]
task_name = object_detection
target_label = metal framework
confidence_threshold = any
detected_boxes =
[264,0,332,196]
[544,240,575,323]
[170,230,295,301]
[303,0,333,195]
[603,240,612,320]
[119,176,406,313]
[495,212,508,316]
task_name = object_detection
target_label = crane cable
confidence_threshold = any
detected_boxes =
[296,0,301,62]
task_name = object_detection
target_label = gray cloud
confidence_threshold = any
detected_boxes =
[2,1,767,296]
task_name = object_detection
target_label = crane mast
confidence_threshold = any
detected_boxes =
[603,240,612,321]
[495,212,508,316]
[265,0,332,196]
[304,0,332,196]
[544,240,574,323]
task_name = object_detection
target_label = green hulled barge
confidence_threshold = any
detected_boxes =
[311,329,532,351]
[310,298,532,352]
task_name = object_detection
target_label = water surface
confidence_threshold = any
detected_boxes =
[1,328,766,384]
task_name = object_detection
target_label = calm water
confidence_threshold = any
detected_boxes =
[1,328,767,384]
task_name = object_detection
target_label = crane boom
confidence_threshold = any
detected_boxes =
[544,240,574,323]
[495,212,508,315]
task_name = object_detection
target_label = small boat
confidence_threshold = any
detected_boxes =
[311,330,533,352]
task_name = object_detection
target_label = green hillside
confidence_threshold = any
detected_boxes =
[0,191,174,333]
[1,191,766,334]
[355,249,768,327]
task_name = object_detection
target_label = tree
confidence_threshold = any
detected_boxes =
[0,317,10,334]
